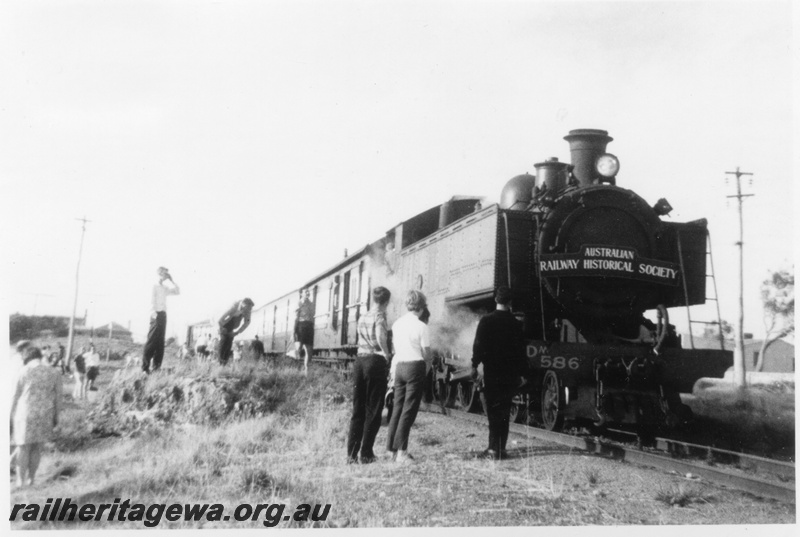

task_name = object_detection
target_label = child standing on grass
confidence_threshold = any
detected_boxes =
[72,347,88,399]
[10,346,62,488]
[85,344,101,391]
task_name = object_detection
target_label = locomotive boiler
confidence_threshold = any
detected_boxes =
[247,128,732,433]
[495,129,732,431]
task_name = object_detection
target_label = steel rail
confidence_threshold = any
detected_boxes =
[604,427,795,482]
[421,403,795,504]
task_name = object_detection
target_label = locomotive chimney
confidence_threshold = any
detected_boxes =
[534,158,570,193]
[564,129,613,188]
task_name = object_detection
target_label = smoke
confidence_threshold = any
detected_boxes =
[428,306,484,362]
[367,238,487,362]
[366,240,403,315]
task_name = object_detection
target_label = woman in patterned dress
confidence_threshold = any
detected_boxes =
[10,346,62,488]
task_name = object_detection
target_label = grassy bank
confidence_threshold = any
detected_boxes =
[12,355,353,529]
[9,350,795,528]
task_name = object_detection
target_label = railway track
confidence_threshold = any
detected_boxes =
[314,356,794,502]
[420,403,796,504]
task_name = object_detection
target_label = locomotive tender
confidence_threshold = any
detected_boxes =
[219,128,733,431]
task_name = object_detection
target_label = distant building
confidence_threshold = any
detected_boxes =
[186,319,216,347]
[744,339,794,373]
[682,334,795,373]
[76,321,134,342]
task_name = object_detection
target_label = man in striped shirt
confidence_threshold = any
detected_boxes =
[346,286,392,464]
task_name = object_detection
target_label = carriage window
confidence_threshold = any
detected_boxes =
[357,262,365,305]
[331,277,340,330]
[361,273,371,310]
[350,269,360,305]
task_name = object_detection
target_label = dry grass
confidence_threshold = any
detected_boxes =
[584,468,600,486]
[654,483,714,507]
[11,352,352,529]
[9,351,796,528]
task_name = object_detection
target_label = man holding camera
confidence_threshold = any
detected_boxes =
[143,266,180,373]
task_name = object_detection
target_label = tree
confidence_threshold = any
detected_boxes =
[9,314,70,343]
[756,268,794,372]
[9,314,34,343]
[701,319,733,340]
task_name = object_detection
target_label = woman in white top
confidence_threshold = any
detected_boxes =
[386,290,432,462]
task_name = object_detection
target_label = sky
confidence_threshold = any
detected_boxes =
[1,0,795,344]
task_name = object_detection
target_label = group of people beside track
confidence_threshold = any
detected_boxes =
[143,265,525,462]
[142,266,256,374]
[347,285,525,464]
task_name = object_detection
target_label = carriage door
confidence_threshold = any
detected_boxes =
[341,271,351,345]
[271,305,277,351]
[331,277,340,332]
[285,299,291,350]
[312,285,319,339]
[345,266,361,345]
[356,261,368,345]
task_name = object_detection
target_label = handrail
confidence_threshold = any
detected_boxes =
[534,214,547,339]
[707,232,726,351]
[675,230,694,349]
[501,211,513,288]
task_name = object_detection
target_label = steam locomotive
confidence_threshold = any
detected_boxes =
[197,128,732,432]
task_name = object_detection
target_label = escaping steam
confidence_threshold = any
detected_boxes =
[428,306,485,363]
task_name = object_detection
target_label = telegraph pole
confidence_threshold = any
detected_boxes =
[65,216,90,369]
[726,168,753,389]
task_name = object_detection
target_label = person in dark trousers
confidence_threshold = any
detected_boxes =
[293,289,315,374]
[471,286,526,460]
[386,290,431,463]
[217,298,254,365]
[56,342,66,374]
[142,267,180,374]
[251,335,266,361]
[346,286,392,464]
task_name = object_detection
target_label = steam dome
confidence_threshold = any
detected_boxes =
[500,173,537,210]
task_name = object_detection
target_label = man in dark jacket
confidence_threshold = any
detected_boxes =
[217,298,254,365]
[471,286,526,460]
[251,335,266,361]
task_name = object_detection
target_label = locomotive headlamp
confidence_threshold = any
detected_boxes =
[595,153,620,178]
